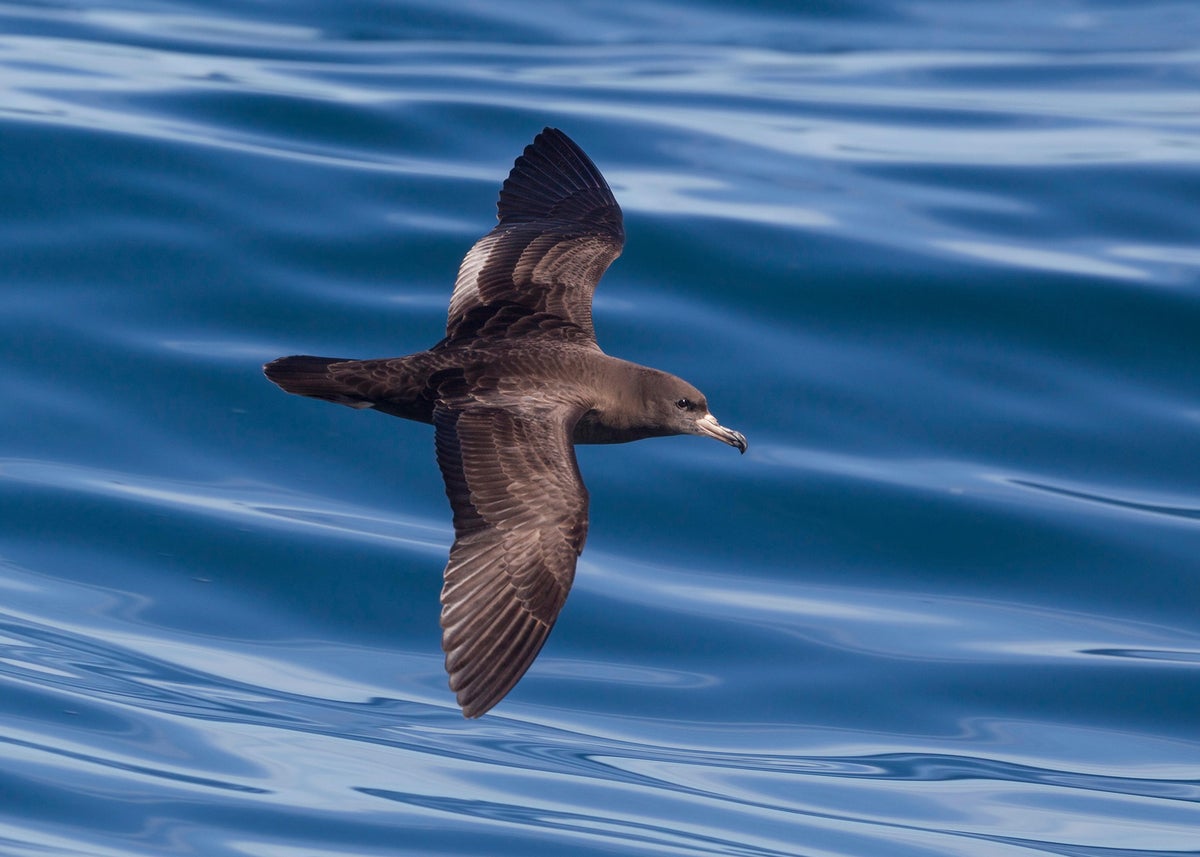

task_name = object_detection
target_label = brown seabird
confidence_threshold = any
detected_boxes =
[264,128,746,718]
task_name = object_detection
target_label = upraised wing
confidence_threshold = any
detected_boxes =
[445,127,624,345]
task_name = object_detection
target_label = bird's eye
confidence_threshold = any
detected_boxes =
[675,398,691,410]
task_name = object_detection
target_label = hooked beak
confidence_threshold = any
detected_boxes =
[695,413,748,454]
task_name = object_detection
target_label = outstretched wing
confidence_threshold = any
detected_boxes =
[433,378,589,717]
[446,127,624,344]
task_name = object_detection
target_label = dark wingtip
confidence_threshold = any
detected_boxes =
[496,127,623,238]
[459,699,487,719]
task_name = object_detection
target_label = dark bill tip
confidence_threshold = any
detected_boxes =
[695,414,748,454]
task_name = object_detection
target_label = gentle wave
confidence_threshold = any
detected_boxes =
[3,0,1200,855]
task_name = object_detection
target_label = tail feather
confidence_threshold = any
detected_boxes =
[263,355,374,409]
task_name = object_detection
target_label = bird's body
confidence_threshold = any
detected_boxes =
[265,128,745,717]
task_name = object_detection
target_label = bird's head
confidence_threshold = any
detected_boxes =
[642,372,747,453]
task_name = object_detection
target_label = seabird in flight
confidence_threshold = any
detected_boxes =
[265,127,746,717]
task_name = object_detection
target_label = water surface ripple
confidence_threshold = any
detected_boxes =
[2,1,1199,855]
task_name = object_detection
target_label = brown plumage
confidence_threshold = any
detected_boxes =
[265,128,746,718]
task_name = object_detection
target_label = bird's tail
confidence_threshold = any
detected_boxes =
[263,355,372,409]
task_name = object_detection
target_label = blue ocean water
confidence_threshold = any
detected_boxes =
[2,0,1199,854]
